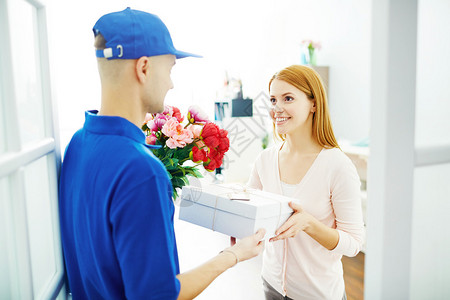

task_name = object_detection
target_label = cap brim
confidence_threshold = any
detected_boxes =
[174,50,202,59]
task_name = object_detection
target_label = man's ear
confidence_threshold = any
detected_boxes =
[135,57,150,84]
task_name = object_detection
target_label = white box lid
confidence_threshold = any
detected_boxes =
[181,183,293,219]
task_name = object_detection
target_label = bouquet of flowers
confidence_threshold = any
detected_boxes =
[301,39,322,66]
[142,105,230,199]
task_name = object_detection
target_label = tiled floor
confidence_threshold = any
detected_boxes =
[174,205,265,300]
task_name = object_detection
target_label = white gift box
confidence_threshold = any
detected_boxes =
[178,183,294,240]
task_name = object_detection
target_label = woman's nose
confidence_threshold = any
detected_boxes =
[272,103,284,112]
[269,105,283,119]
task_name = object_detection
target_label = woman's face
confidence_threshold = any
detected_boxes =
[269,79,316,136]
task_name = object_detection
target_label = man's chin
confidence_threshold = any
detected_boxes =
[157,101,166,113]
[147,103,165,114]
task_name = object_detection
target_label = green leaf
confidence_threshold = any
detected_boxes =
[192,168,203,178]
[181,176,189,185]
[172,188,178,200]
[171,177,185,188]
[184,168,194,176]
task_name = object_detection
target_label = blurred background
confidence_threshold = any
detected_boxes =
[49,0,371,154]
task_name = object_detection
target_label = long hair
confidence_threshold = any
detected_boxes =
[269,65,339,149]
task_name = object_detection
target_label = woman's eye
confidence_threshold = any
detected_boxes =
[285,96,294,102]
[269,98,276,104]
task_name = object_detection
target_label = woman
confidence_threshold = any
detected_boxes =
[247,65,365,299]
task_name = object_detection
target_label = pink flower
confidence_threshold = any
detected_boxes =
[146,133,157,145]
[188,105,209,124]
[312,41,322,50]
[146,119,158,132]
[153,114,171,130]
[301,39,321,51]
[162,118,181,138]
[162,119,194,149]
[162,105,173,117]
[301,39,312,46]
[187,124,203,139]
[144,113,153,123]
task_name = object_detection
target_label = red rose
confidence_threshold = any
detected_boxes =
[217,129,229,152]
[202,123,221,148]
[204,158,221,171]
[198,122,229,171]
[191,146,208,163]
[219,129,228,138]
[204,148,224,170]
[201,123,219,139]
[218,136,229,153]
[203,135,220,148]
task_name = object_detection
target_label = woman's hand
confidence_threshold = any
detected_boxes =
[270,202,313,242]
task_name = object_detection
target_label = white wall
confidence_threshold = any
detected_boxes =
[46,0,372,156]
[411,163,450,299]
[410,0,450,298]
[273,0,372,142]
[415,0,450,147]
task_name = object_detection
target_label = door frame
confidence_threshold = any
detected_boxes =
[0,0,65,298]
[365,0,450,299]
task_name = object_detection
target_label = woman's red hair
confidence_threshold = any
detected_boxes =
[269,65,339,149]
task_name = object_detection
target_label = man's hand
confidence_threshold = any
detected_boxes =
[176,229,266,300]
[225,229,265,263]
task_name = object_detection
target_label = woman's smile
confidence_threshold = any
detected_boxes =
[275,116,291,125]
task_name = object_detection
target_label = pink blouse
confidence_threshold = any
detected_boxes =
[247,145,365,299]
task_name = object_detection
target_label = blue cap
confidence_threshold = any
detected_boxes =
[93,8,201,60]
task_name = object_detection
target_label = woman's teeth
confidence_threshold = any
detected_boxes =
[276,117,289,122]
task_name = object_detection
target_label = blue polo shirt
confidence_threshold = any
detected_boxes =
[59,111,180,299]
